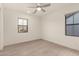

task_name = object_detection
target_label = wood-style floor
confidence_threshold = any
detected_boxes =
[0,39,79,56]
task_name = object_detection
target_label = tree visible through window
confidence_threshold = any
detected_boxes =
[65,11,79,36]
[17,18,28,33]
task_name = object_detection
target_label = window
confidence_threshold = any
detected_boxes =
[17,18,28,33]
[65,11,79,36]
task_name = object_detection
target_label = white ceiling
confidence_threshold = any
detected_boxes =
[2,3,77,16]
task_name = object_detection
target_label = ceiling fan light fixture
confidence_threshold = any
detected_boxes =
[37,7,41,11]
[28,3,51,14]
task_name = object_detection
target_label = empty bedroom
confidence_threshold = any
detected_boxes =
[0,3,79,56]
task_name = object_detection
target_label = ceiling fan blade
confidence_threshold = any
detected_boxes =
[33,9,37,14]
[40,4,51,7]
[27,4,38,8]
[27,6,37,8]
[27,3,51,8]
[41,8,46,12]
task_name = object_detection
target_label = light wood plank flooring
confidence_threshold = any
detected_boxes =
[0,39,79,56]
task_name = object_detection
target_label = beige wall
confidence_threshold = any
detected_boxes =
[42,4,79,50]
[4,8,41,46]
[0,4,4,50]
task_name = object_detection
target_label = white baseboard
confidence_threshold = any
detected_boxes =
[43,39,79,51]
[4,39,41,47]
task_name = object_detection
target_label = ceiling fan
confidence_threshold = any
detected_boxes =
[27,3,51,14]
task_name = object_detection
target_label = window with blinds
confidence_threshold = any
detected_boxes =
[17,18,28,33]
[65,11,79,37]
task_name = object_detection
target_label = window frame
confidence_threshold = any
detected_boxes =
[17,17,28,33]
[65,11,79,37]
